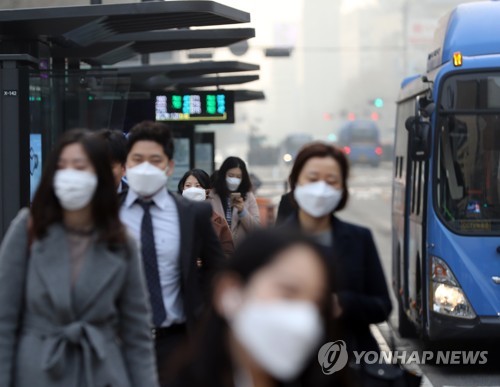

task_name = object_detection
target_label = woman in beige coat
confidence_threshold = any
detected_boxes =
[210,157,260,245]
[0,130,158,387]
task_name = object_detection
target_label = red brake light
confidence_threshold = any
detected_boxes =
[375,147,383,156]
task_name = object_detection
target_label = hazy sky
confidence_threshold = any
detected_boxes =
[195,0,482,161]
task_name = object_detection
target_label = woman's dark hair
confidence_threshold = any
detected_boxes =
[213,156,252,200]
[288,142,350,212]
[166,229,336,387]
[177,168,211,194]
[96,128,127,165]
[31,129,126,248]
[127,120,174,159]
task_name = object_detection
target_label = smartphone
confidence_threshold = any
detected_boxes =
[230,192,241,202]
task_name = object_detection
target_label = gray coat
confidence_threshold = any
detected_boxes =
[0,209,159,387]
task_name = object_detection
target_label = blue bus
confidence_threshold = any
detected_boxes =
[393,2,500,341]
[338,120,383,167]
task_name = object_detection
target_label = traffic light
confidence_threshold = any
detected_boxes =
[373,98,384,108]
[327,133,337,142]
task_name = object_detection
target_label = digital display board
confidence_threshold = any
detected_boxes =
[155,91,234,124]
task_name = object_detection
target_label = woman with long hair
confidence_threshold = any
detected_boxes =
[210,157,260,245]
[0,129,158,387]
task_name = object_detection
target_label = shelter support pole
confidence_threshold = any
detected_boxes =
[0,59,30,237]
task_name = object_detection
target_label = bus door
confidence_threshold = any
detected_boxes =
[406,97,430,327]
[393,99,412,312]
[394,92,431,336]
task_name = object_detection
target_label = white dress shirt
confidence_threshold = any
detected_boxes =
[120,187,185,327]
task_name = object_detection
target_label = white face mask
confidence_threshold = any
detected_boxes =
[182,186,206,201]
[293,181,342,218]
[53,169,98,211]
[126,162,168,197]
[226,297,323,381]
[226,176,242,192]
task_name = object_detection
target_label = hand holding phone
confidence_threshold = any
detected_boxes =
[230,192,244,213]
[230,192,241,202]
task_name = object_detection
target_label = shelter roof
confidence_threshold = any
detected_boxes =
[0,1,249,45]
[51,28,255,65]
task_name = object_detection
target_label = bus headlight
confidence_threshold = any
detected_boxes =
[431,256,476,319]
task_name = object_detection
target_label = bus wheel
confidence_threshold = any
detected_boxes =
[398,299,417,338]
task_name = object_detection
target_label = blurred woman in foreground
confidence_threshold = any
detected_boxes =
[0,129,158,387]
[168,229,342,387]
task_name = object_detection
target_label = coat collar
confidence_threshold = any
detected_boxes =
[31,223,73,322]
[32,222,124,319]
[208,192,239,232]
[124,186,169,210]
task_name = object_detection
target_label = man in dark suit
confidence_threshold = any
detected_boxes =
[119,121,224,384]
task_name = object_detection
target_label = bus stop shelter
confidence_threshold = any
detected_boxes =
[0,1,251,236]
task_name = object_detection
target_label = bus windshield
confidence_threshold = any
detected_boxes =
[437,73,500,234]
[437,111,500,234]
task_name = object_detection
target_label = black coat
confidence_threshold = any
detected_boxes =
[170,193,225,329]
[282,212,392,353]
[275,192,295,225]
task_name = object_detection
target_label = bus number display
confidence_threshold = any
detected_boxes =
[155,92,232,123]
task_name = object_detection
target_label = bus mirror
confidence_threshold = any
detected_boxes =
[405,116,416,131]
[417,96,435,118]
[406,116,430,160]
[422,102,435,118]
[410,119,430,161]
